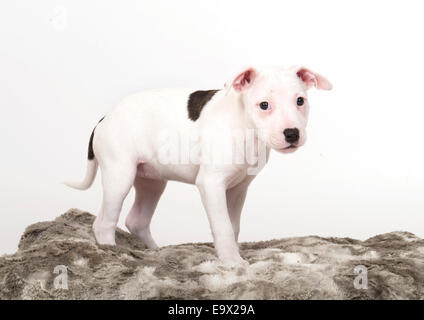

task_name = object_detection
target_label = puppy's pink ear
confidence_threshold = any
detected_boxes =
[232,68,256,91]
[296,67,332,90]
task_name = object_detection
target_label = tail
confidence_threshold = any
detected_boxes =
[64,117,104,190]
[64,158,98,190]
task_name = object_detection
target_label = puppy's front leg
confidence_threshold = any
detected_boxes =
[196,174,246,265]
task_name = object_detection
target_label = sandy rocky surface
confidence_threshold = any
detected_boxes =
[0,209,423,299]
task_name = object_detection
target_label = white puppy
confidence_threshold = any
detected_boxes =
[66,66,332,265]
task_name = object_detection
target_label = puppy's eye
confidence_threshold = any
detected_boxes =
[259,101,269,110]
[297,97,305,106]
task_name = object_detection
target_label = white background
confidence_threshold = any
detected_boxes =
[0,1,423,254]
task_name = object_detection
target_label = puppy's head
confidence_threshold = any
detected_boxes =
[230,66,332,153]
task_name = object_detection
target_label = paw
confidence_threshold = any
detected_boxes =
[92,223,116,246]
[219,255,249,268]
[94,235,116,246]
[126,225,159,249]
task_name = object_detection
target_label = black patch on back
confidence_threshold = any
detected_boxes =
[88,117,105,160]
[187,90,219,121]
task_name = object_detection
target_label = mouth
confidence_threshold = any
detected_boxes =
[278,144,299,153]
[284,144,298,150]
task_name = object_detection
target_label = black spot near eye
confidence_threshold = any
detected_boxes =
[259,101,269,110]
[297,97,305,106]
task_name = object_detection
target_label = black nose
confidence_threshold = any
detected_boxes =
[283,128,300,144]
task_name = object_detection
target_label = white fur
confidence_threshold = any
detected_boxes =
[66,66,331,265]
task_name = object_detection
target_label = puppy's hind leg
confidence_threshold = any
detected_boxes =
[125,177,167,249]
[93,161,136,246]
